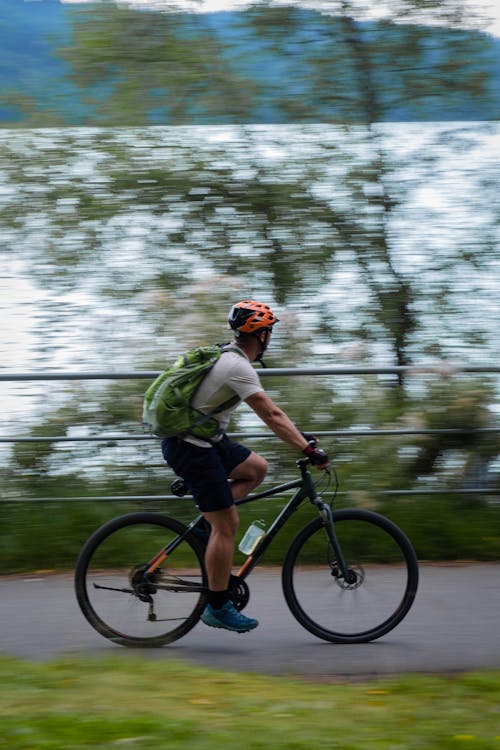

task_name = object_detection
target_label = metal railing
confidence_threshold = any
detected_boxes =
[1,363,499,381]
[1,365,499,502]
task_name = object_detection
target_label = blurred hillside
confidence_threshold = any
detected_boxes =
[1,0,499,125]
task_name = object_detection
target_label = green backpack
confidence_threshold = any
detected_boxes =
[142,344,244,441]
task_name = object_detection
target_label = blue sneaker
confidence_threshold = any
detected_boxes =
[201,602,258,633]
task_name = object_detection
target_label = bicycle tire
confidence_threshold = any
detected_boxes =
[282,508,418,644]
[75,512,208,647]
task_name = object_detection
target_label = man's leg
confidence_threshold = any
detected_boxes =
[201,501,258,631]
[200,452,265,632]
[202,504,239,593]
[228,451,268,500]
[202,451,267,592]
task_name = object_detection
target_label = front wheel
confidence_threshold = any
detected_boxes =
[282,509,418,643]
[75,512,208,647]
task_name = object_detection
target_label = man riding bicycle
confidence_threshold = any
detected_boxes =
[162,300,329,634]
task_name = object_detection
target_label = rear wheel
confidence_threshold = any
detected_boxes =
[75,512,208,647]
[282,509,418,643]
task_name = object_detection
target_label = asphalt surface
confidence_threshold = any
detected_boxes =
[1,564,499,678]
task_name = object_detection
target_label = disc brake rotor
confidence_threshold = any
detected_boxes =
[330,563,365,590]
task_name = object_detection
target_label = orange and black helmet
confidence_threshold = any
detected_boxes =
[228,300,279,335]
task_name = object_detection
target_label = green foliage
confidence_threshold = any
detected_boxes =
[55,4,260,126]
[408,379,500,475]
[379,496,500,560]
[0,500,123,573]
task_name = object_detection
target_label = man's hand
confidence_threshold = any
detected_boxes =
[301,432,318,444]
[303,442,329,469]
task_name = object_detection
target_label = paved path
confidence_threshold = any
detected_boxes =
[1,564,499,678]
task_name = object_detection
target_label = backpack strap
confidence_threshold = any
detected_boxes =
[186,343,248,441]
[218,341,247,358]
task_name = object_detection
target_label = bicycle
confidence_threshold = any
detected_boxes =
[75,456,419,647]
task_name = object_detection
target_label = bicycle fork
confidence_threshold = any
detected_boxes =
[311,497,356,585]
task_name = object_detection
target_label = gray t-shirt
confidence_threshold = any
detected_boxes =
[187,346,262,447]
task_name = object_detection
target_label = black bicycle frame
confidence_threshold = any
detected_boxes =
[234,476,309,579]
[145,460,351,583]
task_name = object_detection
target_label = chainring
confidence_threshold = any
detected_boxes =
[228,574,250,611]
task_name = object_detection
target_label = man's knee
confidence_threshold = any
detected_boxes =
[235,452,268,483]
[204,506,239,538]
[251,453,268,483]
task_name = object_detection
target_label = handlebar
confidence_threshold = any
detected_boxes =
[297,455,331,475]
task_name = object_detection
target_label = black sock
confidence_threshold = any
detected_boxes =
[208,590,231,610]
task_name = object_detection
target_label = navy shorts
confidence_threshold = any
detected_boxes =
[162,435,251,512]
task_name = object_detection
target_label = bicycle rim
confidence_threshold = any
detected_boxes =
[282,509,418,643]
[75,512,208,647]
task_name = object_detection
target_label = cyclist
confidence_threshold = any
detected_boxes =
[162,300,329,634]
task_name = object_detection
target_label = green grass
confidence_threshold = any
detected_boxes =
[0,657,499,749]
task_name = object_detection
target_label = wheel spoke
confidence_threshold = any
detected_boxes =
[282,509,418,643]
[93,583,135,594]
[75,513,208,647]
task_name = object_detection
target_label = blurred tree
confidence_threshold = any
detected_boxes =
[56,3,260,126]
[239,1,495,120]
[275,0,494,382]
[3,1,496,125]
[409,379,500,476]
[0,122,497,371]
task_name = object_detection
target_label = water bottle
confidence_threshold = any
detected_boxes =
[238,520,266,555]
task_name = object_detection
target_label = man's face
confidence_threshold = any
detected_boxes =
[261,328,272,350]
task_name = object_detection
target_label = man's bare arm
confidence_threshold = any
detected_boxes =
[245,391,309,451]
